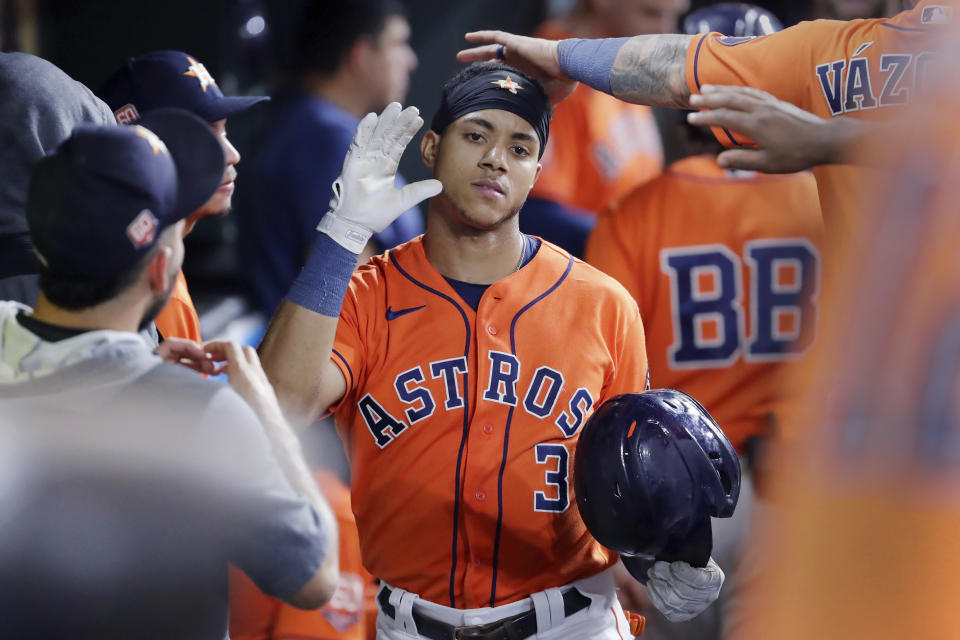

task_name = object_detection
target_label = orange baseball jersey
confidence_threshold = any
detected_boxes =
[229,469,377,640]
[154,268,202,342]
[586,155,823,453]
[329,236,648,609]
[730,46,960,640]
[685,0,952,239]
[530,21,663,214]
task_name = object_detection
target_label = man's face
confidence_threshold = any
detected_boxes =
[186,118,240,232]
[424,108,541,231]
[365,15,418,110]
[598,0,690,37]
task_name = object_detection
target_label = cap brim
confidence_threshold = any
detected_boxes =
[136,108,225,220]
[199,95,270,122]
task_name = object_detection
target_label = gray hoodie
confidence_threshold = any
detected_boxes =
[0,301,330,639]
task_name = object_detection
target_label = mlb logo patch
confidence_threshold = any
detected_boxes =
[113,103,139,125]
[921,5,952,24]
[126,209,159,248]
[715,35,757,46]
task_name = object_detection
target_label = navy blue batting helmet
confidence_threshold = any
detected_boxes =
[574,389,740,575]
[682,3,783,37]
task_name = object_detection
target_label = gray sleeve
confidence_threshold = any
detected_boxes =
[199,389,330,599]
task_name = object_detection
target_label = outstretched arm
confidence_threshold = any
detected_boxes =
[609,35,692,108]
[458,31,693,108]
[258,103,442,429]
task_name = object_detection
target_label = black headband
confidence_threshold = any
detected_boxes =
[430,69,551,158]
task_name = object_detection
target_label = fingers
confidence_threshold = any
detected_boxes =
[656,560,723,589]
[689,90,761,114]
[701,84,775,100]
[464,30,511,44]
[687,107,752,133]
[383,106,424,165]
[203,340,246,367]
[398,179,443,211]
[716,148,777,172]
[156,338,219,375]
[347,111,379,160]
[457,44,503,63]
[366,102,403,158]
[645,560,723,622]
[156,337,206,362]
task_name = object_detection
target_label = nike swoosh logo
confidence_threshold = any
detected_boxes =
[385,305,426,321]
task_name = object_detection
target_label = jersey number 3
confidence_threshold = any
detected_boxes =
[661,240,820,368]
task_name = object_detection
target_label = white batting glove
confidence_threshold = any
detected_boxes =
[317,102,443,253]
[645,557,724,623]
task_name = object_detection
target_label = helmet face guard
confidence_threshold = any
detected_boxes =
[574,390,740,569]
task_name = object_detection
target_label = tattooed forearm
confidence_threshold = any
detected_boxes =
[610,35,693,109]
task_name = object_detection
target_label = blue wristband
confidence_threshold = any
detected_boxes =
[285,233,358,317]
[557,37,630,95]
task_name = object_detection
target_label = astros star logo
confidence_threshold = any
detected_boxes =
[183,55,217,92]
[131,125,169,156]
[492,76,523,94]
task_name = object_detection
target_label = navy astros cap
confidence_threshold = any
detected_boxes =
[97,50,269,124]
[26,108,225,280]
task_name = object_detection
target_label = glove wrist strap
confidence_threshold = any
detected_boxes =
[317,209,372,254]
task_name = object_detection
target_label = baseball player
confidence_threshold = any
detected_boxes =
[519,0,676,256]
[729,29,960,640]
[457,0,949,241]
[585,7,823,638]
[258,62,724,639]
[586,2,823,464]
[97,50,268,343]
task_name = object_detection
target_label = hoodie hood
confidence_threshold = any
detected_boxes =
[0,301,156,387]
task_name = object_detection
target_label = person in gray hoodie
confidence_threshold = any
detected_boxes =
[0,110,339,640]
[0,52,115,306]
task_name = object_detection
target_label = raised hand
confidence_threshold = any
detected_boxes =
[318,102,442,253]
[458,31,577,105]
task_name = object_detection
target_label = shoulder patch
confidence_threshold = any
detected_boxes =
[714,35,758,46]
[921,5,952,25]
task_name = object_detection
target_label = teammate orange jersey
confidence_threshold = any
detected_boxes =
[229,469,377,640]
[530,21,663,214]
[685,0,951,238]
[586,155,822,453]
[154,268,201,342]
[730,39,960,640]
[329,236,648,609]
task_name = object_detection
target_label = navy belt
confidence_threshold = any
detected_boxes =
[377,586,591,640]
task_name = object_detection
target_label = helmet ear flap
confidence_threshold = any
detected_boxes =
[678,392,741,517]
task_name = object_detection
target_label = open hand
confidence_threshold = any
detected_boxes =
[459,31,577,105]
[688,85,843,173]
[318,102,442,253]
